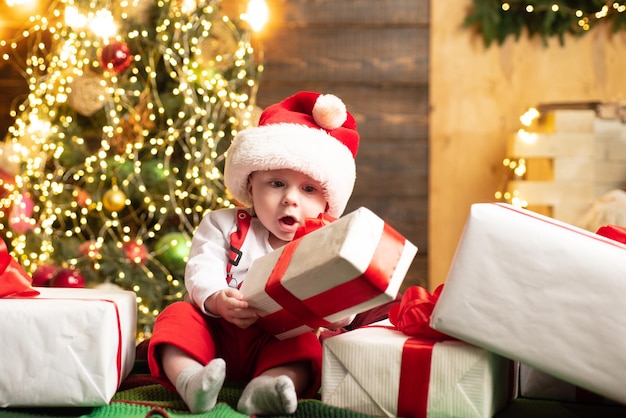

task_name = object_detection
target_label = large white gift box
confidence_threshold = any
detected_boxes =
[241,207,417,340]
[322,320,512,417]
[0,287,137,407]
[431,202,626,404]
[519,364,616,404]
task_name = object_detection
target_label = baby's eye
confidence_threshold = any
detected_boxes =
[303,185,317,193]
[270,180,284,188]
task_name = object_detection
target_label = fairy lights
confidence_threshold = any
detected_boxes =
[499,1,626,29]
[0,0,266,334]
[467,1,626,46]
[494,106,544,208]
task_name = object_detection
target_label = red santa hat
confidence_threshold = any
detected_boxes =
[224,91,359,217]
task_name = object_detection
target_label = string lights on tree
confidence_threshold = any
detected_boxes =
[0,0,267,336]
[464,1,626,46]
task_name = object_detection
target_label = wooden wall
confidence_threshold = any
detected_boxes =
[430,0,626,290]
[0,0,429,290]
[254,0,429,290]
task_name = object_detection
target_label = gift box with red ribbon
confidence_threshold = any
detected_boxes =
[321,286,512,417]
[0,238,137,407]
[241,206,418,340]
[431,203,626,405]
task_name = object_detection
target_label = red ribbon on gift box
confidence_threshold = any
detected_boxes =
[257,217,406,336]
[596,224,626,244]
[388,285,453,418]
[0,237,39,298]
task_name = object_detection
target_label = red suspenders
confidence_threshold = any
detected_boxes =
[226,209,251,281]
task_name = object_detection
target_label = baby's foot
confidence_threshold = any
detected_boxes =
[175,358,226,413]
[237,375,298,415]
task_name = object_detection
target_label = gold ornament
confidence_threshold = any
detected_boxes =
[109,90,155,153]
[102,187,127,212]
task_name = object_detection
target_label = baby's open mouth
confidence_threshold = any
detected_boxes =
[280,216,296,226]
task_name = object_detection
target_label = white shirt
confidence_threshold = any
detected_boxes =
[185,207,274,315]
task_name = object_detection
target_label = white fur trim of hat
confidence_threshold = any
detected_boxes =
[224,91,360,218]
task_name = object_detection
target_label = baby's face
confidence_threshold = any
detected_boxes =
[248,169,327,248]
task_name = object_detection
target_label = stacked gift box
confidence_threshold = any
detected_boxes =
[502,104,626,226]
[0,286,137,407]
[430,203,626,409]
[313,203,626,415]
[321,287,515,418]
[0,237,137,407]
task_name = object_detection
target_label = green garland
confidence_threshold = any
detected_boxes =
[464,0,626,46]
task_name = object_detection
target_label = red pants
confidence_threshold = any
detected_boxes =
[147,301,323,397]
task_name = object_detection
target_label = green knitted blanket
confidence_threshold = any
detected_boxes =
[0,361,372,418]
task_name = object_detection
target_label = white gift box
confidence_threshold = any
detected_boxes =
[431,203,626,404]
[322,321,512,417]
[0,287,137,407]
[519,364,616,404]
[241,207,417,340]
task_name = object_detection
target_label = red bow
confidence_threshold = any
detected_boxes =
[0,237,39,298]
[294,213,336,240]
[388,285,450,339]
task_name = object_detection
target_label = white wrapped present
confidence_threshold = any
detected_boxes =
[519,364,615,404]
[0,287,137,407]
[431,202,626,404]
[322,320,512,417]
[241,206,417,340]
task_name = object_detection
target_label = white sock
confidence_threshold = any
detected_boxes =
[175,358,226,414]
[237,375,298,415]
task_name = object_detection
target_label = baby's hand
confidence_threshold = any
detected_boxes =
[206,288,259,329]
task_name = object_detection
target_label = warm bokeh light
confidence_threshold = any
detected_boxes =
[0,0,264,335]
[242,0,269,32]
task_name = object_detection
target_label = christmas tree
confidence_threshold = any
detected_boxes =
[0,0,264,335]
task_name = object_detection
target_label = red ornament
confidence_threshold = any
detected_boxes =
[100,41,133,74]
[79,240,100,260]
[9,192,35,234]
[51,268,86,288]
[76,188,92,208]
[124,240,148,264]
[31,264,59,287]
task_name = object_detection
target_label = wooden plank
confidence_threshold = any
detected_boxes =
[256,27,427,84]
[402,253,428,291]
[263,0,428,27]
[355,140,427,197]
[256,83,428,140]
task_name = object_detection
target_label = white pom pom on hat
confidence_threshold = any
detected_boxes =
[312,94,348,130]
[224,91,359,218]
